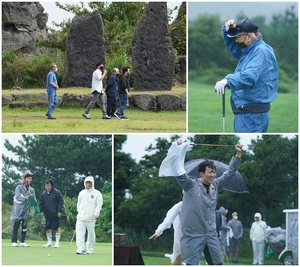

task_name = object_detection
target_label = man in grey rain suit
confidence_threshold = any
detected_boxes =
[159,141,243,265]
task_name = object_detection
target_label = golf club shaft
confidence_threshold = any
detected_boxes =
[191,143,247,151]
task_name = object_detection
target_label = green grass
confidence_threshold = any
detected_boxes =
[141,250,283,265]
[2,87,186,133]
[188,81,298,133]
[2,239,112,265]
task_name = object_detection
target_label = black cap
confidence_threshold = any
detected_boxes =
[227,18,259,38]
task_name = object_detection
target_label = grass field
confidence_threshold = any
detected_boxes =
[188,81,298,133]
[2,87,186,133]
[2,239,112,265]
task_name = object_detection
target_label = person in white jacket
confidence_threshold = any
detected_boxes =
[149,200,183,265]
[75,176,103,254]
[250,213,267,265]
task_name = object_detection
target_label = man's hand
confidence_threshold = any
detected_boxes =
[235,144,243,158]
[148,233,158,240]
[225,19,236,31]
[94,215,99,220]
[57,212,62,218]
[177,140,182,145]
[214,79,228,95]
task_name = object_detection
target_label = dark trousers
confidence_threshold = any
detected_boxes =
[11,219,27,243]
[107,96,117,117]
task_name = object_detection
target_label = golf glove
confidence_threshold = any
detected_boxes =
[214,79,228,95]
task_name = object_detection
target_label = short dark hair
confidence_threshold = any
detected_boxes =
[197,160,216,173]
[96,62,104,68]
[122,66,130,74]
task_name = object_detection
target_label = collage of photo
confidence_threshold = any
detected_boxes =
[1,1,298,266]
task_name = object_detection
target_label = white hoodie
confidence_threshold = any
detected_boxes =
[250,213,267,243]
[77,176,103,221]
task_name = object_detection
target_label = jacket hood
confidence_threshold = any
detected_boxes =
[254,212,262,221]
[84,176,94,190]
[219,206,227,215]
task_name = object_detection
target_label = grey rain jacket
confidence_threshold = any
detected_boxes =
[175,156,241,265]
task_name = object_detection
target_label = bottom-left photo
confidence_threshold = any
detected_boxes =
[2,134,112,265]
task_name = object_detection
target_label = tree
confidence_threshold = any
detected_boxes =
[2,135,112,203]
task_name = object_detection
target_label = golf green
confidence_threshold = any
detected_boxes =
[2,239,112,265]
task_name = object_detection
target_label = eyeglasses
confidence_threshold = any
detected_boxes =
[236,33,246,40]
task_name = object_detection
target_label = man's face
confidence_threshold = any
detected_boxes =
[85,181,92,189]
[255,217,259,222]
[25,177,32,185]
[45,183,52,192]
[200,166,216,185]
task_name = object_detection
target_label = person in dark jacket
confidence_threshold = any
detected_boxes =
[114,66,131,120]
[39,179,64,248]
[106,68,119,118]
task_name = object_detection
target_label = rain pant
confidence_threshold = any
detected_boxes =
[10,183,36,226]
[155,201,182,264]
[176,156,240,265]
[250,213,267,264]
[222,25,278,133]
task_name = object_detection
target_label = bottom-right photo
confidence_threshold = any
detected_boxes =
[113,134,298,266]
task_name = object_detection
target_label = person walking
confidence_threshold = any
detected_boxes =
[159,141,243,265]
[228,212,243,263]
[82,62,110,120]
[250,213,267,265]
[46,63,59,119]
[39,179,64,248]
[215,18,278,133]
[75,176,103,254]
[114,66,131,120]
[106,68,119,118]
[218,206,231,262]
[10,170,36,247]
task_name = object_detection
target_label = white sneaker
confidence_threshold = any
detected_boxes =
[20,242,29,247]
[87,250,93,254]
[11,242,18,247]
[54,243,59,248]
[43,243,52,248]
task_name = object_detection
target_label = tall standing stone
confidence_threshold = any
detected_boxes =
[132,2,174,91]
[62,11,105,88]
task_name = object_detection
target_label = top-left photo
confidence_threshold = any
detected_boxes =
[2,2,186,133]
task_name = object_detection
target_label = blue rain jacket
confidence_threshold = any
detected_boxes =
[222,25,278,109]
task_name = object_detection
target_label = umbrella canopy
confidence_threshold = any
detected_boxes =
[184,159,249,194]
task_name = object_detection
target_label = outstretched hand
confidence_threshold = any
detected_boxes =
[235,144,243,158]
[225,19,236,31]
[148,233,158,240]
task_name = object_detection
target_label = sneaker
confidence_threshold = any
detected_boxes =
[102,114,111,119]
[86,251,93,254]
[11,242,18,247]
[121,115,129,120]
[20,242,29,247]
[114,112,121,120]
[76,250,87,255]
[82,113,91,119]
[47,117,56,120]
[54,243,59,248]
[43,243,52,248]
[46,113,49,117]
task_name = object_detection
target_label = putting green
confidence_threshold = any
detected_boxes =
[2,239,112,265]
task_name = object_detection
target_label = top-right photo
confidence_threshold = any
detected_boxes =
[188,2,298,133]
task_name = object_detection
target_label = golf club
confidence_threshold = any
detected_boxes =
[67,230,76,247]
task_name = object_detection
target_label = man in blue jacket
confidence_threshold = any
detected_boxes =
[39,179,64,248]
[215,18,278,133]
[106,68,119,118]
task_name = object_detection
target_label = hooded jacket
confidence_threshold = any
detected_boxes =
[77,176,103,221]
[250,212,267,243]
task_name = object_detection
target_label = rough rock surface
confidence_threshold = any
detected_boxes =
[132,2,174,91]
[62,11,105,88]
[130,94,157,110]
[2,2,51,55]
[157,94,182,110]
[174,56,186,85]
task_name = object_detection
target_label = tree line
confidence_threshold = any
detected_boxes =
[114,135,298,253]
[188,5,298,93]
[2,135,112,242]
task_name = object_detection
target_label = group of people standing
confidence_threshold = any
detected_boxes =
[10,170,103,255]
[46,62,131,120]
[155,141,268,265]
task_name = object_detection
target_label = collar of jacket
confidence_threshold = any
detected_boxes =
[197,178,215,195]
[242,38,263,54]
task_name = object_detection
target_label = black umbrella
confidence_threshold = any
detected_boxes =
[184,159,249,194]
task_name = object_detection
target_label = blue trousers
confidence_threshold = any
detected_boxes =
[234,112,269,133]
[117,94,129,116]
[47,91,58,118]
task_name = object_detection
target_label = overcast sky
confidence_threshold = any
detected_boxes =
[41,1,182,30]
[188,2,298,23]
